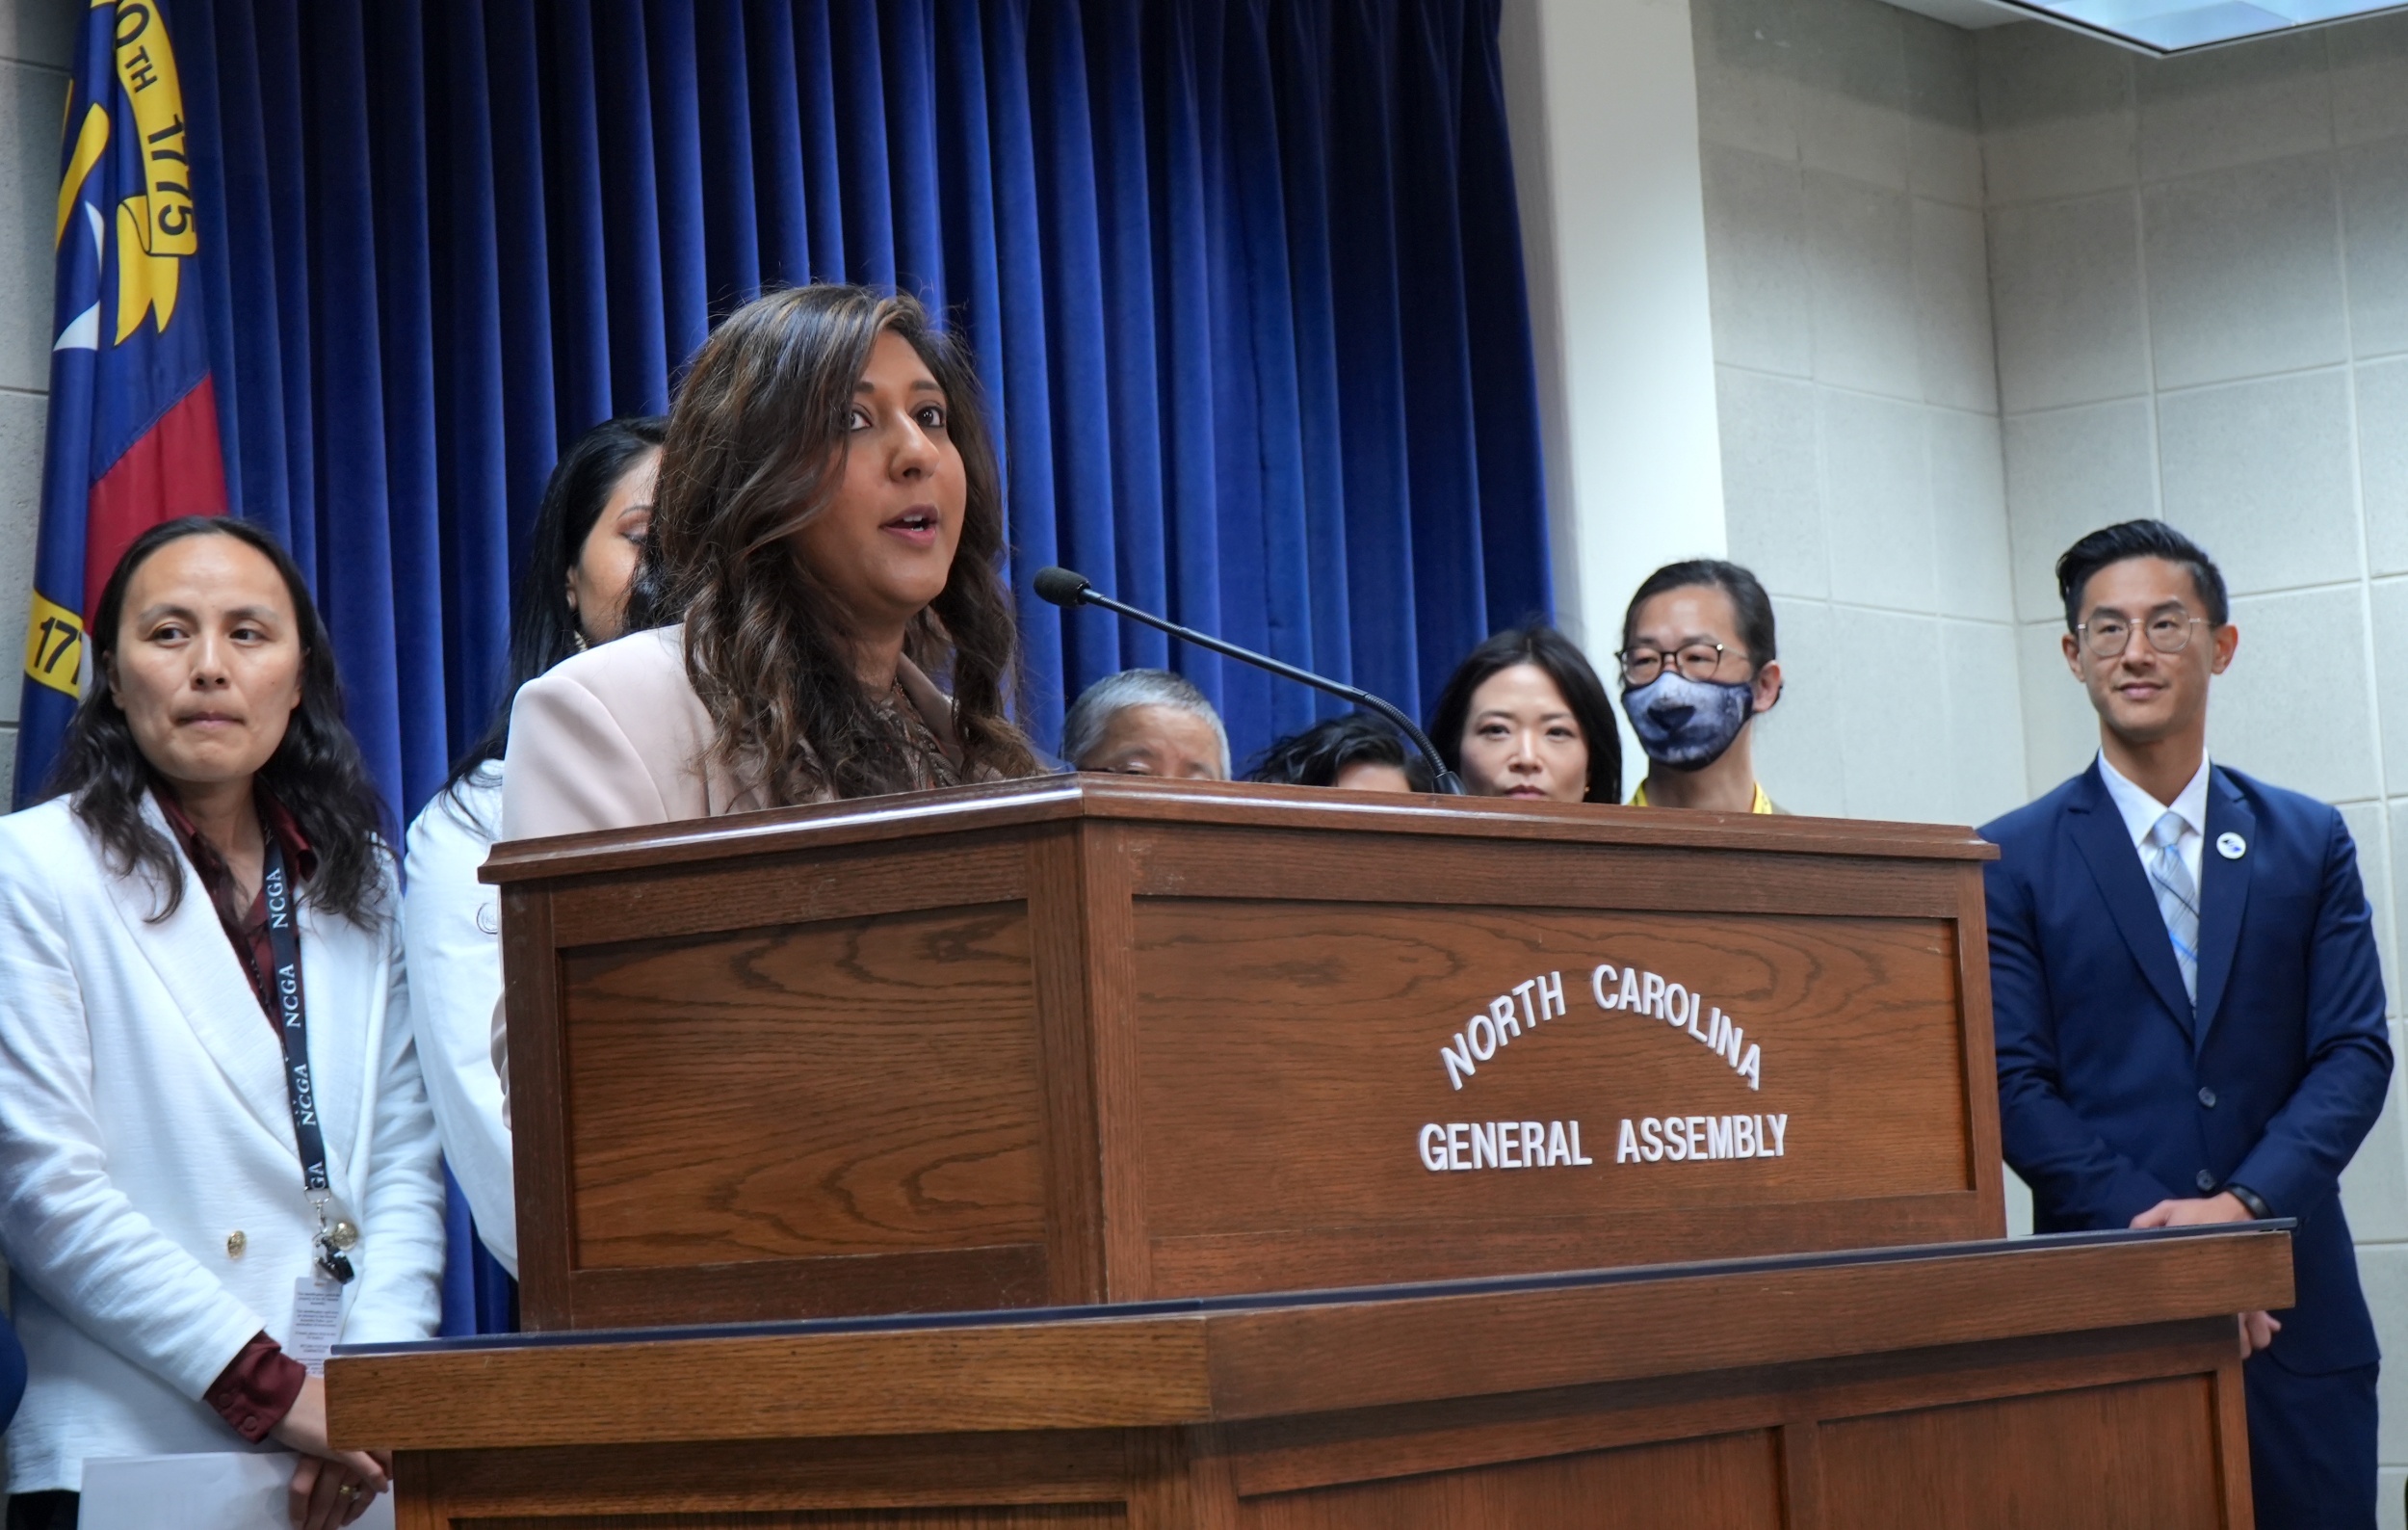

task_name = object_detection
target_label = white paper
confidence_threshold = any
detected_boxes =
[80,1452,394,1530]
[288,1274,345,1376]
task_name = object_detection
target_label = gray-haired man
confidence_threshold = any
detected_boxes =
[1060,669,1229,780]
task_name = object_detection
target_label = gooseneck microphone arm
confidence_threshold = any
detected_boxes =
[1034,566,1464,795]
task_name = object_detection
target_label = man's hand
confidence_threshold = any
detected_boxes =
[2128,1202,2282,1361]
[2130,1192,2253,1228]
[2238,1310,2282,1358]
[270,1378,390,1529]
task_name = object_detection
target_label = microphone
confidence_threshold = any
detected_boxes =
[1034,566,1464,794]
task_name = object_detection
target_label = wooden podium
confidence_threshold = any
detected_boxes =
[330,779,2288,1526]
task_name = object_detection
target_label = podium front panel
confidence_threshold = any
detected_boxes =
[329,1229,2284,1529]
[1130,899,1969,1292]
[487,778,2001,1331]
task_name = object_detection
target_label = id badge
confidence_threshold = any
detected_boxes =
[288,1275,345,1377]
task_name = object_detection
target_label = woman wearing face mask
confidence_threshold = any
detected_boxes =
[0,518,444,1530]
[1427,624,1623,805]
[500,285,1040,839]
[1617,559,1784,813]
[401,416,662,1280]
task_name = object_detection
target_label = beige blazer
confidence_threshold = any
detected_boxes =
[490,624,960,1097]
[498,624,959,841]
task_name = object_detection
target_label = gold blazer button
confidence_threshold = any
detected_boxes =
[225,1230,247,1259]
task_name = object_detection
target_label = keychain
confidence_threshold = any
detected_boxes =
[310,1193,356,1285]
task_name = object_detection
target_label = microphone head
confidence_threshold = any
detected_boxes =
[1033,567,1093,608]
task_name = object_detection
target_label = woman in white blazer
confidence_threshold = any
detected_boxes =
[0,518,445,1530]
[403,416,662,1279]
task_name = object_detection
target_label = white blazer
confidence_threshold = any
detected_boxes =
[0,796,446,1493]
[401,764,516,1275]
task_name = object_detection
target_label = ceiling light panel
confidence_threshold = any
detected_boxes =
[1989,0,2408,50]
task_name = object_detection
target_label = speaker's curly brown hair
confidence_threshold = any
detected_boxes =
[640,285,1038,804]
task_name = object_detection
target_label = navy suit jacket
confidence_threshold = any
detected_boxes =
[1982,762,2393,1374]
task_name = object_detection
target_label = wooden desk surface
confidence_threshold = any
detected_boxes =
[328,1225,2289,1451]
[480,773,2000,886]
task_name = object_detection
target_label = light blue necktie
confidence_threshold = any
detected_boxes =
[2146,809,2199,1006]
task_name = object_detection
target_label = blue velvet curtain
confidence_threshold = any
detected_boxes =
[168,0,1551,1334]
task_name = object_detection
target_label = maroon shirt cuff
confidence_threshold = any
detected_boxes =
[204,1332,306,1443]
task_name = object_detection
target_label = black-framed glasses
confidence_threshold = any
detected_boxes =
[1620,642,1736,687]
[2077,608,2209,660]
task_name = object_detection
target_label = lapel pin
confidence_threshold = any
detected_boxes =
[2216,831,2246,860]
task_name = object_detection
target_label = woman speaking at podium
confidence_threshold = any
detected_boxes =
[500,284,1039,840]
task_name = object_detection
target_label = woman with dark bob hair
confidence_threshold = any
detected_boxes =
[404,415,663,1279]
[500,283,1040,840]
[1427,624,1623,806]
[1246,712,1433,794]
[0,517,444,1529]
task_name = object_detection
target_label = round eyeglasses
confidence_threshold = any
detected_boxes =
[2077,609,2209,660]
[1619,642,1736,687]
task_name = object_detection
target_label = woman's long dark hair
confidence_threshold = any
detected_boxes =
[641,284,1038,802]
[1427,624,1624,805]
[42,516,391,924]
[443,415,667,794]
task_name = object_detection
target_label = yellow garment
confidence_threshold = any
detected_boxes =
[1629,779,1776,813]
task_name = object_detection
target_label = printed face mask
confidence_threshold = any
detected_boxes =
[1624,670,1755,770]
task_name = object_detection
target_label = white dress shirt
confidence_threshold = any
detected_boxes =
[2097,750,2210,893]
[401,763,516,1276]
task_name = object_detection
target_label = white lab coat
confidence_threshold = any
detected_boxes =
[400,764,516,1275]
[0,795,445,1493]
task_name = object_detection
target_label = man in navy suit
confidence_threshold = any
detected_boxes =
[1983,520,2393,1529]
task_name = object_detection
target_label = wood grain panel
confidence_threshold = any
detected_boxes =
[362,1251,2262,1526]
[1143,1199,1984,1296]
[544,838,1031,948]
[481,777,1996,889]
[395,1434,1132,1521]
[1133,903,1969,1256]
[1202,1232,2291,1420]
[498,777,2002,1328]
[559,1246,1050,1330]
[1819,1376,2222,1528]
[1120,829,1977,921]
[1220,1320,2238,1499]
[2211,1352,2255,1521]
[1070,826,1154,1303]
[456,1509,1123,1529]
[501,885,574,1330]
[1950,864,2006,1239]
[1124,1428,1240,1530]
[329,1233,2290,1452]
[1238,1431,1781,1530]
[334,1323,1210,1450]
[561,904,1043,1270]
[1023,825,1134,1306]
[1778,1423,1825,1530]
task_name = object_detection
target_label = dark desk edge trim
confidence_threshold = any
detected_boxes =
[338,1222,2290,1359]
[479,776,2000,884]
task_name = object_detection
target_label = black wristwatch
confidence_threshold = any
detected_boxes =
[2224,1182,2272,1220]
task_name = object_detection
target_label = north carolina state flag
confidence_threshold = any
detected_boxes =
[18,0,228,806]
